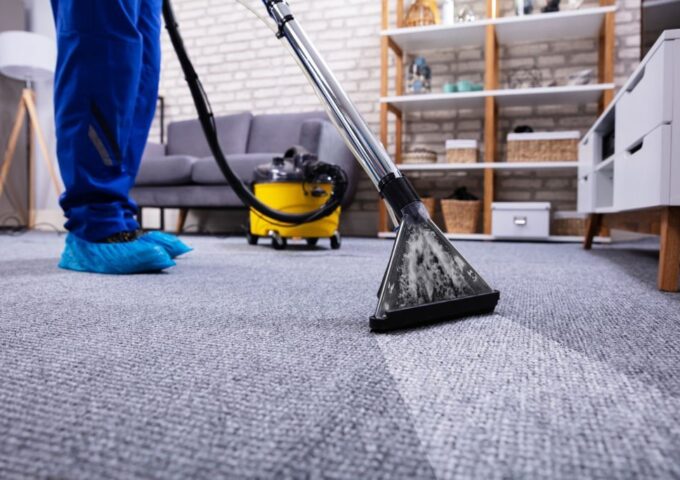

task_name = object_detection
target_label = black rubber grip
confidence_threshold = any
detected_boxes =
[379,174,420,215]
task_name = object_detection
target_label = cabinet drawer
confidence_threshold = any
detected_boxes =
[577,172,593,213]
[492,203,550,239]
[615,42,675,152]
[614,124,672,211]
[578,134,595,174]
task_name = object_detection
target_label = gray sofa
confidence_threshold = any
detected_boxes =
[131,111,360,230]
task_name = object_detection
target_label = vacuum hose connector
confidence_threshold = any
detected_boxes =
[378,174,420,215]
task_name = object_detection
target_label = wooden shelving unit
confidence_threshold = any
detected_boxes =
[379,0,617,237]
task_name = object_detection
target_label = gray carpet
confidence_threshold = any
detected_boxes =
[0,232,679,479]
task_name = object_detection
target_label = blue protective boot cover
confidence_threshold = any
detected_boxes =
[140,231,193,259]
[59,233,175,274]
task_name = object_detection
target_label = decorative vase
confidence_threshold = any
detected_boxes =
[405,0,436,27]
[441,0,456,24]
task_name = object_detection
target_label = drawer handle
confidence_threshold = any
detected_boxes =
[627,139,644,155]
[514,216,527,226]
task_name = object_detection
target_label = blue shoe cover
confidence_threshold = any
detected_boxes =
[140,231,193,259]
[59,233,176,274]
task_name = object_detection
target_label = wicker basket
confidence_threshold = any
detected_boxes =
[446,140,478,164]
[441,199,481,233]
[551,212,587,236]
[421,197,437,217]
[403,148,437,164]
[507,131,579,162]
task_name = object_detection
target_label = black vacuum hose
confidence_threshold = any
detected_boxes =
[162,0,346,225]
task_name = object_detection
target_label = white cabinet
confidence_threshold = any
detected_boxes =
[578,30,680,214]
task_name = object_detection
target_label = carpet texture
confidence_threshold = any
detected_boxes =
[0,232,678,479]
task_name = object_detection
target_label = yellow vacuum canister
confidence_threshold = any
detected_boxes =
[248,156,342,250]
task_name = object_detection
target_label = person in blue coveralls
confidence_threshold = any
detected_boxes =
[51,0,191,274]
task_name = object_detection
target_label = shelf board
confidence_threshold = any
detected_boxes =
[494,84,615,107]
[378,231,609,243]
[381,20,491,52]
[382,91,486,112]
[382,84,615,112]
[493,6,617,45]
[398,161,578,171]
[381,6,617,53]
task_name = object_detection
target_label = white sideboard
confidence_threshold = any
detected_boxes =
[578,29,680,215]
[578,30,680,292]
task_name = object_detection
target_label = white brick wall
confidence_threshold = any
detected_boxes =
[156,0,641,236]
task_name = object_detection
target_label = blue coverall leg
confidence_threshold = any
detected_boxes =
[51,0,189,273]
[51,0,162,242]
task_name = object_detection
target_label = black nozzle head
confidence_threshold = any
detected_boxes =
[370,203,499,332]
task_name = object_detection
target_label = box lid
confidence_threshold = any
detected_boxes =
[446,139,478,149]
[507,131,580,141]
[492,202,551,211]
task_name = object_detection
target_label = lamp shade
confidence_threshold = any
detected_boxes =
[0,31,56,82]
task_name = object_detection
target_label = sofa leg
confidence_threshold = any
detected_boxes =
[138,208,144,230]
[176,208,188,234]
[159,208,165,232]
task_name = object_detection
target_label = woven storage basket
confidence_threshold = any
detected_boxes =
[403,148,437,164]
[421,197,437,217]
[446,139,478,164]
[507,131,579,162]
[441,199,481,234]
[551,212,587,236]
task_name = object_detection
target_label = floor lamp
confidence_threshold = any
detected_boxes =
[0,31,61,228]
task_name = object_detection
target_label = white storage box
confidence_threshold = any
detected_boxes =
[492,202,551,239]
[446,139,478,163]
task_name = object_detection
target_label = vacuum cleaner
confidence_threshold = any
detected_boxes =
[162,0,500,332]
[248,147,344,250]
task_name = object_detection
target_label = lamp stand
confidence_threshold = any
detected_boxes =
[0,87,62,228]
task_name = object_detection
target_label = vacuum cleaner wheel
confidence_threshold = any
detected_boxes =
[330,232,341,250]
[246,231,259,246]
[271,232,287,250]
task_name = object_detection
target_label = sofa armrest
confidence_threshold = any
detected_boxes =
[298,119,324,153]
[300,120,360,208]
[142,142,167,160]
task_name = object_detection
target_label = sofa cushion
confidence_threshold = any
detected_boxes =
[135,155,195,186]
[167,112,253,157]
[131,185,244,208]
[191,153,281,185]
[247,111,326,154]
[142,142,166,159]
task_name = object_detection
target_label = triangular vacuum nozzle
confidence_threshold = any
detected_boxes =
[370,202,499,332]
